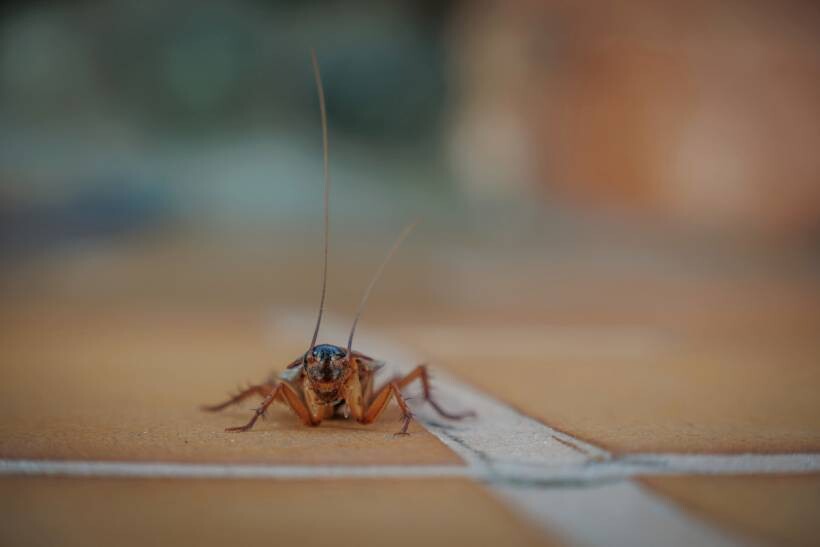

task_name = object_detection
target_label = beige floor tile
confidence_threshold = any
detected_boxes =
[3,241,818,458]
[642,474,820,547]
[402,327,820,454]
[0,477,555,547]
[0,310,460,465]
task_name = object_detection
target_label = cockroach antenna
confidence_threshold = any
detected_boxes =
[308,48,416,360]
[308,48,330,355]
[203,52,473,435]
[346,220,418,357]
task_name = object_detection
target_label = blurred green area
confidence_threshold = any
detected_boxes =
[0,0,461,254]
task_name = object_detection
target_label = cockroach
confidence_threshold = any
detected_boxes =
[202,51,474,435]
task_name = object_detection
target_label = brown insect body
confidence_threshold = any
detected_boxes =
[281,345,379,417]
[203,50,473,435]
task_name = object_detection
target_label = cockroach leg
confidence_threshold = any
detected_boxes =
[394,365,476,420]
[226,382,318,432]
[360,381,415,436]
[201,383,275,412]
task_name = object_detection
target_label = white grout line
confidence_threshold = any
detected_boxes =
[2,454,818,482]
[0,460,472,480]
[496,481,751,547]
[484,453,820,485]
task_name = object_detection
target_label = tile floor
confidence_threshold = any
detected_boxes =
[2,240,818,546]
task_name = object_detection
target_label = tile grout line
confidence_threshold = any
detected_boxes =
[2,453,819,481]
[0,460,477,480]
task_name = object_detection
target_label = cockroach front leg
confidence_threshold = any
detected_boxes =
[390,365,475,420]
[226,382,319,432]
[201,383,275,412]
[353,381,415,436]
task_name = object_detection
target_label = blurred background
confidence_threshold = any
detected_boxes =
[1,0,819,337]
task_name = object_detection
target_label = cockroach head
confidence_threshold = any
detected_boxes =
[303,344,349,388]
